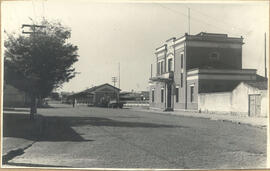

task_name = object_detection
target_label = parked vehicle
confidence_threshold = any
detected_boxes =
[108,100,124,108]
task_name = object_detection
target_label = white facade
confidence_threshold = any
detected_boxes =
[198,81,268,117]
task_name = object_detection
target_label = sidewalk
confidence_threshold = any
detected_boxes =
[2,109,44,164]
[131,108,268,128]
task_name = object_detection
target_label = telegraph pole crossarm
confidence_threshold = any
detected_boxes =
[22,24,46,35]
[112,76,117,87]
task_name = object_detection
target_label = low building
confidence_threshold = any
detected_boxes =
[69,83,120,107]
[198,80,268,117]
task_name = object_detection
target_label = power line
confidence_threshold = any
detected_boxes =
[42,0,45,18]
[185,5,250,34]
[154,3,248,37]
[155,3,188,18]
[182,3,251,35]
[155,3,227,33]
[31,0,37,20]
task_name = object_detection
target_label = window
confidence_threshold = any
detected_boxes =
[161,89,164,103]
[181,73,183,87]
[157,62,160,75]
[176,87,179,103]
[181,54,183,68]
[152,90,155,102]
[161,61,164,74]
[209,52,220,61]
[190,86,194,102]
[168,58,173,72]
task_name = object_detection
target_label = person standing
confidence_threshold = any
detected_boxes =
[72,98,75,108]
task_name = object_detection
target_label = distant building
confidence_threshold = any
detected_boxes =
[60,91,74,104]
[149,32,267,116]
[69,83,120,107]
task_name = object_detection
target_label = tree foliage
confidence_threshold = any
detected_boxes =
[4,19,79,99]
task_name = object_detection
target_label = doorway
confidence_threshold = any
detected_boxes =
[167,84,172,108]
[249,94,261,117]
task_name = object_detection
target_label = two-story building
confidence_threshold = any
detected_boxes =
[149,32,264,112]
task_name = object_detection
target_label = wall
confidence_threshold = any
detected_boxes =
[260,90,268,117]
[199,80,240,93]
[231,82,267,117]
[3,84,29,107]
[149,82,166,110]
[186,41,242,70]
[198,92,232,113]
[186,79,198,109]
[198,83,268,117]
[174,47,186,109]
[76,96,94,105]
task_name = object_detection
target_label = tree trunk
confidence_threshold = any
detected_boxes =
[30,95,37,120]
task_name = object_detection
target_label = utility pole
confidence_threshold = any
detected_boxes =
[188,8,190,35]
[112,76,117,87]
[21,23,46,119]
[265,32,267,78]
[118,62,120,89]
[151,64,153,78]
[112,76,118,105]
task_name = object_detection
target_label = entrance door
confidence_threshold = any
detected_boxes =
[167,84,172,108]
[249,94,261,117]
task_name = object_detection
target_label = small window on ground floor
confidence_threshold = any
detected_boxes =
[176,87,179,103]
[190,86,194,102]
[152,90,155,102]
[161,89,164,103]
[181,73,183,87]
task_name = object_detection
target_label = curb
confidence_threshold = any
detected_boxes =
[2,142,35,164]
[131,108,267,128]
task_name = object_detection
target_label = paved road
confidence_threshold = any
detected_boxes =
[6,104,267,169]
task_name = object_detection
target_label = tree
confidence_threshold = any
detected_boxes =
[4,19,79,119]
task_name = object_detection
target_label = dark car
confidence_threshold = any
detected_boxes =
[108,100,124,108]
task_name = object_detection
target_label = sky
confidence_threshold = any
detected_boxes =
[2,0,269,93]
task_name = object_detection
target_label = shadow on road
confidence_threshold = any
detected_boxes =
[3,112,41,140]
[3,110,185,143]
[3,112,94,142]
[49,115,186,128]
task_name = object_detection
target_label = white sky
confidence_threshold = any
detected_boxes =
[2,1,269,93]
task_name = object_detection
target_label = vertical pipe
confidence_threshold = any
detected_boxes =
[265,32,267,78]
[151,64,153,78]
[188,8,190,35]
[118,62,120,89]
